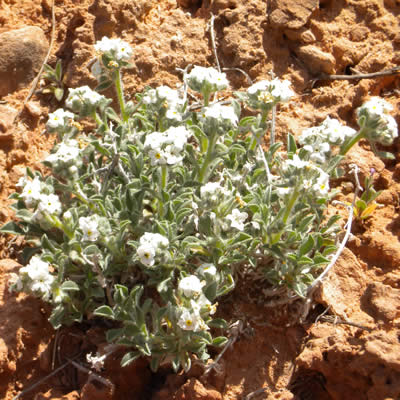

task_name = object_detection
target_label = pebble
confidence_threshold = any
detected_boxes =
[295,44,336,74]
[0,26,49,97]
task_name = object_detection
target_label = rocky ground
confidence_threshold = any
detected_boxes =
[0,0,399,399]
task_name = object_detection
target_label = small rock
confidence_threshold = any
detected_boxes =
[295,45,336,74]
[0,104,18,132]
[25,101,42,118]
[0,26,49,97]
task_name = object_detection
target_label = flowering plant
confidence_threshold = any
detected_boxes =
[2,37,397,372]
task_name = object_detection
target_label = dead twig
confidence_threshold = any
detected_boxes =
[311,67,400,88]
[12,355,80,400]
[203,320,244,375]
[13,0,56,124]
[320,315,372,331]
[67,358,115,389]
[206,13,221,73]
[300,164,362,322]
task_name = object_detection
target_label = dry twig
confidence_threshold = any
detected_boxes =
[311,67,400,88]
[300,164,363,322]
[13,0,56,124]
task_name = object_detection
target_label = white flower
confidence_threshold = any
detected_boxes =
[86,352,107,372]
[247,78,294,107]
[358,97,393,119]
[247,80,269,95]
[196,263,217,277]
[269,78,295,103]
[165,126,191,151]
[299,126,323,146]
[199,103,238,126]
[178,275,204,297]
[37,193,62,215]
[186,66,229,93]
[312,172,330,197]
[178,309,201,331]
[200,181,229,202]
[322,117,356,145]
[137,243,156,266]
[282,155,311,171]
[139,232,169,249]
[276,186,291,197]
[144,127,190,166]
[21,176,42,207]
[46,108,74,130]
[63,210,72,221]
[66,86,106,110]
[148,148,168,166]
[94,37,132,61]
[226,208,248,231]
[303,141,331,164]
[193,296,217,316]
[379,114,398,145]
[251,220,260,230]
[79,216,99,242]
[20,256,54,300]
[46,140,80,164]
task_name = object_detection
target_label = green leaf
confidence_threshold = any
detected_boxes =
[106,328,124,342]
[207,318,228,329]
[93,305,114,319]
[212,336,228,347]
[121,351,141,367]
[96,80,113,92]
[61,281,80,291]
[299,235,314,257]
[287,133,297,154]
[55,60,63,80]
[0,221,24,235]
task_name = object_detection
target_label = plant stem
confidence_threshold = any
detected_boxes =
[198,134,216,183]
[339,126,367,156]
[93,111,103,128]
[282,187,299,224]
[114,68,128,122]
[158,165,168,217]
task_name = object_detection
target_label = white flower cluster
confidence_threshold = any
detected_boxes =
[94,37,133,61]
[137,232,169,267]
[200,181,230,203]
[46,108,74,131]
[142,86,185,122]
[299,117,357,163]
[281,155,330,198]
[66,86,107,112]
[199,103,238,130]
[144,126,191,166]
[247,78,294,109]
[79,216,100,242]
[18,176,62,222]
[46,139,81,165]
[177,274,217,331]
[185,66,229,94]
[357,97,398,146]
[19,256,55,300]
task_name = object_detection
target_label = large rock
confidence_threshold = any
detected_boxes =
[0,26,49,97]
